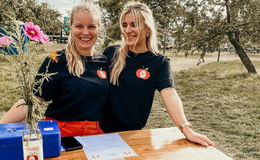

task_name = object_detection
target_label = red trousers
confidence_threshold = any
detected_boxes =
[45,117,103,137]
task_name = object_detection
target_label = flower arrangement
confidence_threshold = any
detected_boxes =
[0,21,54,130]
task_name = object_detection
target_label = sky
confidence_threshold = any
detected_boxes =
[37,0,83,18]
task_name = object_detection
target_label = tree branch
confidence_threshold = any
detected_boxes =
[225,0,231,24]
[196,31,227,45]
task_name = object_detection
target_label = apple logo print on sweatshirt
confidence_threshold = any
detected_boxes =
[136,67,150,80]
[97,68,107,79]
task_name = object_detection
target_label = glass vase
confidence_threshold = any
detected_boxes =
[22,123,44,160]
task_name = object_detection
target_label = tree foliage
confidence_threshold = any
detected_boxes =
[0,0,62,33]
[181,0,259,73]
[100,0,183,53]
[100,0,259,73]
[142,0,185,54]
[100,0,129,46]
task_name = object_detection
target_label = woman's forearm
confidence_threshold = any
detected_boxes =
[160,88,188,130]
[0,99,28,123]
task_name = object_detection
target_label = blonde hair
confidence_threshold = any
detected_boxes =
[110,1,158,85]
[66,2,103,77]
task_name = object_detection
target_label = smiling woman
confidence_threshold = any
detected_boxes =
[100,1,215,148]
[0,2,109,138]
[66,3,103,77]
[71,10,99,56]
[121,13,149,52]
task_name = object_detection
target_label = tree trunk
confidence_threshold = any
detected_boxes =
[225,0,257,74]
[163,34,166,54]
[227,32,257,74]
[217,48,220,62]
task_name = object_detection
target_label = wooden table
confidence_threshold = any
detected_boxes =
[46,127,232,160]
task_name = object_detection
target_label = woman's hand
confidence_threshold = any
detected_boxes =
[182,126,215,147]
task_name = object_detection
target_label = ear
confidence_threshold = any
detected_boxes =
[145,25,151,33]
[146,28,151,37]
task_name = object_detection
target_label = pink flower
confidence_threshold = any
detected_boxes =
[0,36,12,47]
[23,22,49,43]
[39,32,50,43]
[23,22,42,42]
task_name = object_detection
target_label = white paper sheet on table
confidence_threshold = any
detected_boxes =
[75,133,137,160]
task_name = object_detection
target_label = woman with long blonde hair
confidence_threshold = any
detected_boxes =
[101,1,214,147]
[0,2,109,137]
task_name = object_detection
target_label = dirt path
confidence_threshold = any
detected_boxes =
[170,53,260,72]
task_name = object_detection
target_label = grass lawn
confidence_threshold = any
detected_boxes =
[146,60,260,160]
[0,43,66,115]
[0,43,259,160]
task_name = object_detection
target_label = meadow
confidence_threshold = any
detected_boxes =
[146,54,260,160]
[0,43,259,160]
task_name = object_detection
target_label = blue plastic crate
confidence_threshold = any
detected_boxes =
[0,120,61,160]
